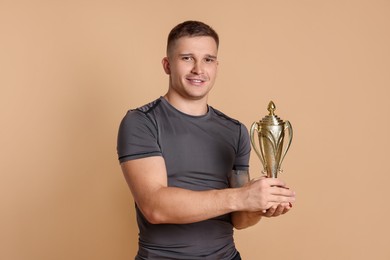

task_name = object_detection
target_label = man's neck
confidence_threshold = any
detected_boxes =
[163,93,208,116]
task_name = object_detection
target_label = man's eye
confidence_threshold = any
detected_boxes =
[204,58,216,63]
[182,56,193,61]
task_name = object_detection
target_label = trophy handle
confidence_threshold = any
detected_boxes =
[250,122,265,167]
[278,120,293,171]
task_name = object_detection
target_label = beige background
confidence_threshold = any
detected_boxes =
[1,0,389,259]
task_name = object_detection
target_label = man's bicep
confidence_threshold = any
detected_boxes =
[121,156,167,204]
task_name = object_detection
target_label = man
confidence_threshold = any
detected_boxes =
[117,20,296,260]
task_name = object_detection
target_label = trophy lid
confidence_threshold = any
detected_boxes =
[260,101,285,125]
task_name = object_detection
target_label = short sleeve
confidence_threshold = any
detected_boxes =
[233,123,251,170]
[117,110,162,163]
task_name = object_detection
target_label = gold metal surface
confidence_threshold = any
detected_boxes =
[250,101,293,178]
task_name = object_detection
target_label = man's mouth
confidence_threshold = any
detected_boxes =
[187,78,207,84]
[190,79,203,83]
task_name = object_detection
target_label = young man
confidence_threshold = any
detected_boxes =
[117,20,296,260]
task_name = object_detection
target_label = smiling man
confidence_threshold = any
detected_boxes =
[117,20,296,260]
[162,35,218,110]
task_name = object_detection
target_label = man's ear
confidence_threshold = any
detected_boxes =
[162,57,171,75]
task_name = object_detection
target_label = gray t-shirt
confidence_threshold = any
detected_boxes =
[117,97,251,260]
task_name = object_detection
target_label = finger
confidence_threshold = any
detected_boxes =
[265,178,288,188]
[273,204,286,216]
[283,202,293,214]
[269,194,296,203]
[251,176,267,183]
[263,205,277,217]
[270,186,296,197]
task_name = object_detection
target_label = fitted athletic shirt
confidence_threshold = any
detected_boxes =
[117,97,251,260]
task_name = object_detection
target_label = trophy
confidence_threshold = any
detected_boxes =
[250,101,293,178]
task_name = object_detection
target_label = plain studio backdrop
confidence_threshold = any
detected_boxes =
[1,1,389,259]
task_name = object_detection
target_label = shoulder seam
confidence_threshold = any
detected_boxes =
[210,106,241,125]
[135,98,162,114]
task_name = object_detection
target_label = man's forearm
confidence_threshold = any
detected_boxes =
[138,186,245,224]
[229,170,262,229]
[231,211,262,229]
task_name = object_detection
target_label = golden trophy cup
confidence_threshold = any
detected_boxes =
[250,101,293,178]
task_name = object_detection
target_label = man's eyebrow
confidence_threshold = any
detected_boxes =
[205,54,218,59]
[178,53,217,59]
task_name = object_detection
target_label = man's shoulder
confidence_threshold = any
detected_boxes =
[121,97,163,126]
[135,97,163,113]
[122,97,163,120]
[210,106,241,126]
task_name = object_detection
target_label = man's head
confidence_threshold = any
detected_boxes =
[166,20,219,56]
[162,21,219,106]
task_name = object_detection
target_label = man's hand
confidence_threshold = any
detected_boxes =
[231,176,295,229]
[242,177,296,213]
[261,202,293,218]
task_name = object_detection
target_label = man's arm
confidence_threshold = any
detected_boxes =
[121,156,241,224]
[229,170,293,230]
[121,156,295,224]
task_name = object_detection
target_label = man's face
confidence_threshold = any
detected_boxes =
[162,36,218,101]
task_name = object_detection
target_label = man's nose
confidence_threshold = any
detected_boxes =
[191,61,204,74]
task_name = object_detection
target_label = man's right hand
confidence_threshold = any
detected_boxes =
[242,177,296,213]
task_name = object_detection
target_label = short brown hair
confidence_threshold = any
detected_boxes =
[167,20,219,54]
